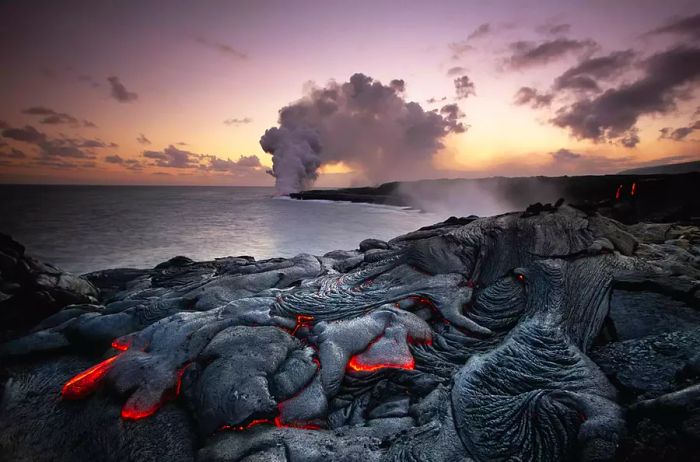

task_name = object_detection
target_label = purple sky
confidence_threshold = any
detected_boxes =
[1,0,699,186]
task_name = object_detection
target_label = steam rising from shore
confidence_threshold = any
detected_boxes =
[260,73,466,195]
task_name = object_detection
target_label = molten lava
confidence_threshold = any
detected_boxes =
[631,182,637,196]
[615,184,623,200]
[61,354,121,400]
[346,354,415,373]
[291,314,315,335]
[111,338,131,351]
[274,416,322,430]
[121,402,162,421]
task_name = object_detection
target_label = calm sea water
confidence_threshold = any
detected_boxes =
[0,185,441,274]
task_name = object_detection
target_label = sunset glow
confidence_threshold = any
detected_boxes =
[1,0,698,187]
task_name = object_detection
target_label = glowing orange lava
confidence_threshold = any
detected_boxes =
[111,338,131,351]
[61,354,121,400]
[615,184,623,200]
[346,355,415,373]
[274,416,321,430]
[220,418,274,431]
[121,402,162,421]
[631,182,637,196]
[291,314,315,335]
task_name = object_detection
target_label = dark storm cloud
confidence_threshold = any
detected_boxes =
[261,73,467,194]
[506,38,598,69]
[136,133,151,145]
[649,12,700,39]
[537,23,572,36]
[468,23,491,40]
[447,66,467,77]
[551,46,700,146]
[513,87,553,108]
[195,36,248,60]
[553,50,635,92]
[108,76,138,103]
[454,75,476,99]
[659,121,700,141]
[223,117,253,126]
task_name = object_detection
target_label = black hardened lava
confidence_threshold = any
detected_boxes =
[1,206,699,461]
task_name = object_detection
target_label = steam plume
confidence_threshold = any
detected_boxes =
[260,73,465,195]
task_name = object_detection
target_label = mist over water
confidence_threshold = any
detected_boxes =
[0,185,441,274]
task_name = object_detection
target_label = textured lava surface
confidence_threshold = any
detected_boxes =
[1,205,699,461]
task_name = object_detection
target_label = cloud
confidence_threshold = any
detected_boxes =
[649,12,700,40]
[223,117,253,126]
[506,38,598,69]
[439,104,467,133]
[551,46,700,146]
[195,36,248,59]
[454,75,476,99]
[446,66,467,77]
[0,120,8,130]
[108,76,138,103]
[105,154,143,170]
[513,87,553,108]
[546,148,634,173]
[448,41,474,59]
[1,123,110,159]
[204,154,262,172]
[105,154,124,164]
[83,120,97,128]
[468,23,491,40]
[137,133,151,145]
[426,96,447,104]
[448,23,492,59]
[659,120,700,141]
[141,144,261,174]
[550,148,582,161]
[143,145,199,169]
[536,23,571,36]
[553,50,635,92]
[2,125,46,143]
[260,73,468,194]
[77,74,101,88]
[0,148,26,159]
[22,106,97,127]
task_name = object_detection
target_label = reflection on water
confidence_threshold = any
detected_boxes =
[0,185,441,274]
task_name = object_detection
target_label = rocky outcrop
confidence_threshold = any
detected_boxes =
[0,206,699,461]
[0,233,98,342]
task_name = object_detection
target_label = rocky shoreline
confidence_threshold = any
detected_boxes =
[291,172,700,225]
[1,205,699,461]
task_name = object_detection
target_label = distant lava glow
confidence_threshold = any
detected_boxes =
[61,354,122,400]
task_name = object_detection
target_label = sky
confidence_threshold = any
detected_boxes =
[0,0,699,187]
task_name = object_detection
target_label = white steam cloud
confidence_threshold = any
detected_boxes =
[260,73,466,195]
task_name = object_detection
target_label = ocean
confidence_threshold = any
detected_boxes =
[0,185,441,275]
